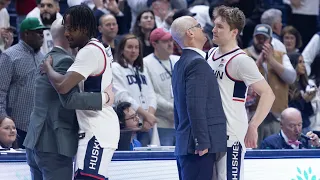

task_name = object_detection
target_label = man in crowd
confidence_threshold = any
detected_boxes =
[244,24,296,145]
[98,14,121,56]
[27,0,62,54]
[260,9,287,53]
[144,27,179,146]
[0,18,46,148]
[115,102,142,150]
[260,108,320,149]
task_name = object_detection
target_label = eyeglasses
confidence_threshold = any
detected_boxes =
[187,23,201,31]
[125,114,139,121]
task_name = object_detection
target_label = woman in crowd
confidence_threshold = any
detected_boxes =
[287,52,315,132]
[281,26,303,53]
[0,116,18,149]
[112,34,157,146]
[132,9,156,57]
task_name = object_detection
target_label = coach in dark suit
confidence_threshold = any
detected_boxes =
[23,18,110,180]
[170,16,227,180]
[260,108,320,149]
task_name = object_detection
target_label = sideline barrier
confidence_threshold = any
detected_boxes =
[0,149,319,180]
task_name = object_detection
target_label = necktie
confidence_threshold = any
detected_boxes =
[288,140,301,146]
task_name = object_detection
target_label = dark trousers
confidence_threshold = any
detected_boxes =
[17,128,27,149]
[26,148,73,180]
[177,153,216,180]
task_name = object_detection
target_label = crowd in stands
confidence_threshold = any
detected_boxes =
[0,0,320,150]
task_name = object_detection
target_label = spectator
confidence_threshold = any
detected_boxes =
[287,52,315,131]
[27,0,62,55]
[0,0,13,53]
[115,102,142,150]
[0,116,18,149]
[93,0,127,36]
[260,108,320,149]
[132,9,156,57]
[151,0,170,29]
[98,14,121,56]
[281,25,302,53]
[260,8,287,53]
[244,24,296,145]
[0,18,46,148]
[113,34,157,146]
[143,28,179,146]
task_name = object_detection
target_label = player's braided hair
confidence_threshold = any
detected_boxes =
[63,5,96,38]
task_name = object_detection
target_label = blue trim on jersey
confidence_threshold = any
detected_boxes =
[233,81,246,99]
[84,76,103,92]
[227,142,242,180]
[82,136,104,178]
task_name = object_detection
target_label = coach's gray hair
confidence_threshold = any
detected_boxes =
[170,16,196,48]
[50,18,64,43]
[260,8,282,26]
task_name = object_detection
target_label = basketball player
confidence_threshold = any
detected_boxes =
[40,5,120,180]
[207,6,275,180]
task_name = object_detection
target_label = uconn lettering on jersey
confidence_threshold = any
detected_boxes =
[126,74,148,85]
[213,69,224,80]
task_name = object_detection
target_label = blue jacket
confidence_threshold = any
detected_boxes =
[172,49,227,156]
[260,132,312,149]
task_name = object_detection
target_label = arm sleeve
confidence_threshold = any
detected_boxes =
[186,59,210,151]
[112,63,141,111]
[302,34,320,75]
[0,53,12,117]
[232,55,264,86]
[67,45,99,79]
[55,57,103,110]
[280,54,297,84]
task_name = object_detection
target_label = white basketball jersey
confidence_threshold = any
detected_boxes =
[76,39,120,149]
[207,47,249,148]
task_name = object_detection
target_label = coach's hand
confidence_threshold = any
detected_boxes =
[244,124,258,148]
[40,55,53,75]
[195,148,208,156]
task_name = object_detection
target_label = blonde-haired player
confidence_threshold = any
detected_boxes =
[207,5,275,180]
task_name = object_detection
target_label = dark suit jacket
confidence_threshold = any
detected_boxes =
[172,49,227,156]
[260,132,311,149]
[23,47,103,157]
